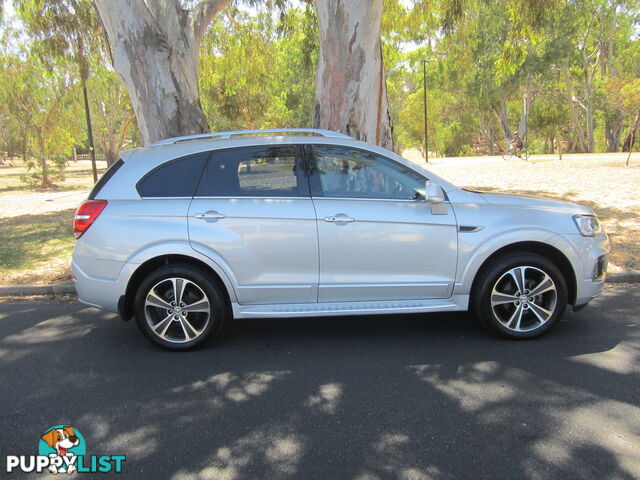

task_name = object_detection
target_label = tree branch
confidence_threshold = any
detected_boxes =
[190,0,234,44]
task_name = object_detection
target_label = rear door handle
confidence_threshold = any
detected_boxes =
[324,214,355,223]
[195,211,225,220]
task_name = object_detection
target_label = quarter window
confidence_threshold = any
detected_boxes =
[89,158,124,199]
[309,146,425,200]
[137,152,209,197]
[195,145,307,197]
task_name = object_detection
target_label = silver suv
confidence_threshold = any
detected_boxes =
[72,129,609,350]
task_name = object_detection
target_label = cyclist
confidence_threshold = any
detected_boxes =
[509,131,524,158]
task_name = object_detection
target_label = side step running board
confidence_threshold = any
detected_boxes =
[232,297,469,319]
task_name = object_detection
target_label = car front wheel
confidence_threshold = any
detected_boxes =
[473,253,568,339]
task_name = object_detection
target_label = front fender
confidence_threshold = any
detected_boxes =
[455,228,580,296]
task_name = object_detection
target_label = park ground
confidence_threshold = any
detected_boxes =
[0,152,639,285]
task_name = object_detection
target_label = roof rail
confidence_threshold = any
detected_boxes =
[151,128,352,146]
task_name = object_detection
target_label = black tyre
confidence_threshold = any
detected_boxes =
[501,150,514,161]
[472,253,568,339]
[134,264,228,350]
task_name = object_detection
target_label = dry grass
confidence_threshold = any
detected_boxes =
[407,151,640,272]
[0,160,106,285]
[0,153,638,286]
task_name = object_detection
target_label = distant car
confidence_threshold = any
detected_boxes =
[72,129,609,350]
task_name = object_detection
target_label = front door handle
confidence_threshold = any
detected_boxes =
[324,214,355,223]
[195,211,225,220]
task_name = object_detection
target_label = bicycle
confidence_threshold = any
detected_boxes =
[502,142,528,161]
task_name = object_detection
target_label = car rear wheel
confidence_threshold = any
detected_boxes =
[134,264,227,350]
[472,253,568,339]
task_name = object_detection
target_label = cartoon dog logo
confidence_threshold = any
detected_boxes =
[40,426,80,474]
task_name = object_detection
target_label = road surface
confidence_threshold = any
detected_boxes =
[0,285,638,479]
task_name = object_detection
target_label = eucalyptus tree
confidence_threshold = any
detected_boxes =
[88,65,137,166]
[1,55,82,187]
[313,0,394,150]
[15,0,101,177]
[94,0,234,145]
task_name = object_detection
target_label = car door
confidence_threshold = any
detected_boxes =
[307,144,458,302]
[188,145,319,304]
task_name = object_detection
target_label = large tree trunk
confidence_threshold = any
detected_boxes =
[313,0,393,150]
[94,0,232,146]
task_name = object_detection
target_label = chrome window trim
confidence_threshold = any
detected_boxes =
[311,196,430,203]
[191,196,309,200]
[190,196,434,203]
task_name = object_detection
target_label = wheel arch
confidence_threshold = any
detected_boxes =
[469,241,577,306]
[119,254,234,321]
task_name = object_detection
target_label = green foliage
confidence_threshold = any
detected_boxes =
[87,64,137,165]
[2,0,639,165]
[3,0,137,183]
[384,0,640,156]
[0,53,82,187]
[14,0,100,78]
[199,4,317,131]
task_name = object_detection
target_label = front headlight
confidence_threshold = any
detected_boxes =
[573,215,601,237]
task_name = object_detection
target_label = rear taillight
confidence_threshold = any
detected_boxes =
[73,199,107,239]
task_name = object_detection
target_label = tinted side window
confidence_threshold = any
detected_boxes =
[137,152,209,197]
[309,146,425,200]
[88,159,124,199]
[196,145,308,197]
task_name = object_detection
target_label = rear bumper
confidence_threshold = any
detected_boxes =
[71,260,124,313]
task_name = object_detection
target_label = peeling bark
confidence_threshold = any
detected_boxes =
[313,0,393,150]
[94,0,232,145]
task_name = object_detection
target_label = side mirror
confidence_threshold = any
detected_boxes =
[425,180,445,204]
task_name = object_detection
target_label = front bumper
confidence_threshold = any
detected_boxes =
[567,230,609,307]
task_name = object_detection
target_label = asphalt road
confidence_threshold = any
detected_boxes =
[0,285,638,480]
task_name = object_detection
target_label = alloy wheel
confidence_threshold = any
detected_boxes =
[490,265,558,332]
[144,277,211,344]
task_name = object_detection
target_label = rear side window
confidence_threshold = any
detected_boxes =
[88,159,124,200]
[137,152,209,197]
[195,145,308,197]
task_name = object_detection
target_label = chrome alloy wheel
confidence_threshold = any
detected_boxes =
[144,277,211,344]
[490,266,558,332]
